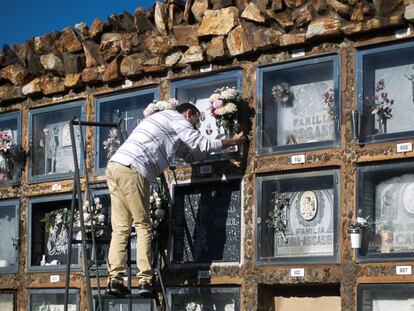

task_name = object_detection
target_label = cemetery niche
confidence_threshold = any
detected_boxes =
[357,161,414,261]
[170,70,243,162]
[356,41,414,144]
[0,111,22,186]
[167,286,240,311]
[28,288,79,311]
[93,289,155,311]
[95,88,158,174]
[29,101,84,182]
[257,170,339,264]
[358,284,414,311]
[28,195,81,271]
[0,200,19,273]
[171,179,241,264]
[257,55,340,154]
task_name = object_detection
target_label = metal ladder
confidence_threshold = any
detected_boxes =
[63,116,170,311]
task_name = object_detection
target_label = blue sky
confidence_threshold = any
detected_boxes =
[0,0,155,47]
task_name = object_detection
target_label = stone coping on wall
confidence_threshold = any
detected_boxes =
[0,0,414,103]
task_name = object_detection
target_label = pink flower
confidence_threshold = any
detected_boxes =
[212,99,223,109]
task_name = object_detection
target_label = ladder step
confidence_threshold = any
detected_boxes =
[94,294,155,299]
[71,239,111,244]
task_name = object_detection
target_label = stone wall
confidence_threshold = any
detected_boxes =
[2,0,414,310]
[1,0,414,102]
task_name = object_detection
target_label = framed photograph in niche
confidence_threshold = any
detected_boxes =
[167,286,240,311]
[170,70,242,163]
[95,87,159,174]
[0,291,15,311]
[356,41,414,144]
[29,101,85,182]
[28,194,81,272]
[357,160,414,261]
[171,179,241,264]
[257,54,341,154]
[358,284,414,311]
[256,170,339,264]
[0,200,19,273]
[28,288,79,311]
[0,111,22,186]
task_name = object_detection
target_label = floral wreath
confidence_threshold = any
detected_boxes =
[143,98,179,118]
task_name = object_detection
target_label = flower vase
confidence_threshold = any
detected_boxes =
[348,228,362,249]
[377,117,387,134]
[381,230,393,253]
[224,126,235,139]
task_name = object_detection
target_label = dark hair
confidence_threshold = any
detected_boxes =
[176,102,200,116]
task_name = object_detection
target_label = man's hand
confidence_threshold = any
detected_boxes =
[222,131,246,149]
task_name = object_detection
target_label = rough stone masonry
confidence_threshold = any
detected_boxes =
[0,0,413,102]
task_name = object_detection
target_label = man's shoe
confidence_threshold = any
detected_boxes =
[105,279,131,296]
[137,282,153,297]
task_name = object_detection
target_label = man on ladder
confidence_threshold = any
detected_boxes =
[105,102,245,296]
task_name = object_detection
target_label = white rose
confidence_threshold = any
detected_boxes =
[155,197,162,207]
[150,196,154,203]
[156,101,168,110]
[97,214,105,223]
[83,213,91,222]
[94,197,100,205]
[209,93,220,102]
[225,103,237,114]
[215,107,226,116]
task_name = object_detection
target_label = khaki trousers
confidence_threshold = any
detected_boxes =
[105,162,153,284]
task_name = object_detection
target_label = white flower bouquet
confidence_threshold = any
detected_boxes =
[149,181,168,229]
[143,98,179,118]
[209,86,242,131]
[75,197,106,237]
[103,128,121,159]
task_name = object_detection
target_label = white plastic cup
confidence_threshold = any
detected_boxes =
[348,228,362,249]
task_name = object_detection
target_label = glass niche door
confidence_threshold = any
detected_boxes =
[358,284,414,311]
[95,87,158,174]
[357,160,414,261]
[170,70,242,163]
[28,288,79,311]
[29,101,84,182]
[0,200,19,273]
[0,111,22,187]
[28,194,81,272]
[356,40,414,143]
[257,54,341,154]
[256,169,339,264]
[167,286,240,311]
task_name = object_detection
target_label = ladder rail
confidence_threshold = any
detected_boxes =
[65,118,124,311]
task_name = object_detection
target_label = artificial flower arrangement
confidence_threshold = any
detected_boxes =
[272,82,293,107]
[76,197,106,237]
[348,216,371,249]
[143,98,179,118]
[149,180,169,229]
[103,128,121,159]
[42,197,106,238]
[349,216,371,230]
[0,129,23,183]
[365,79,394,134]
[209,86,242,132]
[0,129,12,152]
[322,88,335,119]
[266,192,291,243]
